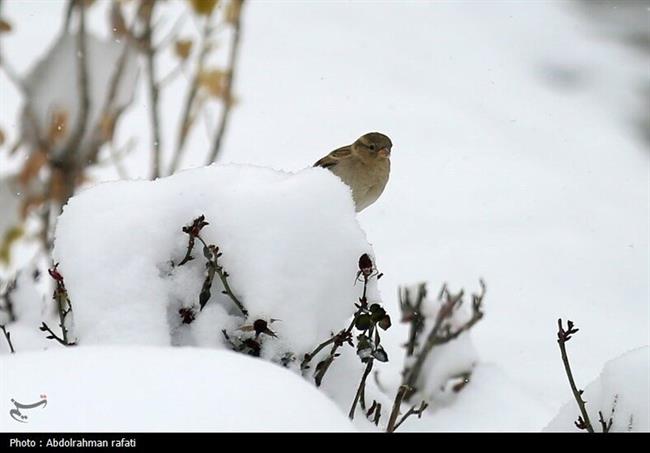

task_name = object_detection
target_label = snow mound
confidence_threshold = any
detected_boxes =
[544,346,649,432]
[53,164,374,358]
[405,364,554,432]
[0,347,355,432]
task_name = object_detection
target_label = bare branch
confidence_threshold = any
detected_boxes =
[169,17,213,175]
[140,1,163,179]
[557,318,594,433]
[51,0,90,207]
[0,324,15,353]
[206,0,245,165]
[0,277,16,323]
[349,359,374,419]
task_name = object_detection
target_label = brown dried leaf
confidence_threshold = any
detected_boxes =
[50,169,67,203]
[20,195,46,219]
[47,110,69,144]
[110,2,128,36]
[0,225,24,265]
[0,18,12,33]
[174,39,193,60]
[99,113,117,142]
[188,0,219,16]
[225,0,243,24]
[137,0,155,21]
[198,68,226,99]
[18,150,48,186]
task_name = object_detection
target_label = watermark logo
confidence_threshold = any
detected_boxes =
[9,395,47,423]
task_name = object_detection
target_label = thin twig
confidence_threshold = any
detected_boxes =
[63,0,75,31]
[386,385,428,432]
[39,322,74,346]
[0,277,17,323]
[386,385,408,432]
[85,1,138,166]
[557,318,594,433]
[141,2,163,179]
[301,335,338,370]
[46,264,75,346]
[349,359,374,419]
[169,17,213,175]
[196,235,247,317]
[400,283,426,357]
[206,0,245,165]
[0,324,15,353]
[392,400,428,432]
[52,0,90,209]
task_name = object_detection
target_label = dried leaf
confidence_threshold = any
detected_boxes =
[188,0,219,16]
[225,0,243,24]
[18,150,48,186]
[110,2,128,37]
[198,68,226,99]
[0,225,24,265]
[47,110,69,144]
[50,168,88,203]
[20,195,46,219]
[174,39,193,60]
[0,18,11,33]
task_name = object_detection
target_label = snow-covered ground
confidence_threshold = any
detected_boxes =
[1,0,648,432]
[0,347,355,432]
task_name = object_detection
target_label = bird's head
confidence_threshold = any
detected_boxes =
[354,132,393,159]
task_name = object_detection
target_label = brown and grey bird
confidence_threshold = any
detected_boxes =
[314,132,392,212]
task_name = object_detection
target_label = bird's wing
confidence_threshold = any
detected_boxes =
[313,146,353,169]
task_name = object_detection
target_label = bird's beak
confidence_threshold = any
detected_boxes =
[378,147,391,158]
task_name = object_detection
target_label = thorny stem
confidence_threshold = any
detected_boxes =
[0,325,15,353]
[557,318,594,433]
[206,0,245,165]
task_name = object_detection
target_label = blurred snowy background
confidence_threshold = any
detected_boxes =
[0,0,648,432]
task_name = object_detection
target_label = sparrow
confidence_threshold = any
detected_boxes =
[314,132,392,212]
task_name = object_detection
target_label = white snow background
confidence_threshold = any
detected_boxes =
[0,0,648,432]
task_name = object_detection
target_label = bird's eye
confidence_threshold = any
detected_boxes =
[368,144,376,151]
